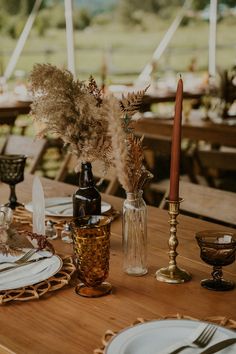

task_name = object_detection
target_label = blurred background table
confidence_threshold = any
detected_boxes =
[135,112,236,148]
[140,89,204,112]
[0,94,31,132]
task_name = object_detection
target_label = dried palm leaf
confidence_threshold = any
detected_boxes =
[119,86,149,116]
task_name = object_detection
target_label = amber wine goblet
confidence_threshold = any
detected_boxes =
[196,230,236,291]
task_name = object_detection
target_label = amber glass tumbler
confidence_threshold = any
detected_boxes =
[71,215,112,297]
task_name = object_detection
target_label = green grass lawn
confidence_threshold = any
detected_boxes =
[1,14,236,85]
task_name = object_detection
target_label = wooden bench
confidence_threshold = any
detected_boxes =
[184,144,236,187]
[152,180,236,227]
[1,134,47,174]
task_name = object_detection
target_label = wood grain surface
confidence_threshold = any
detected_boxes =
[0,175,235,354]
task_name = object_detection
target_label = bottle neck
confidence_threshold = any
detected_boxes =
[79,162,95,188]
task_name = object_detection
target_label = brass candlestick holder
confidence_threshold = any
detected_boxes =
[156,198,191,283]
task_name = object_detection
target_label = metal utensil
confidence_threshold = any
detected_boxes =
[57,206,73,214]
[0,256,51,273]
[46,201,72,209]
[201,337,236,354]
[0,248,37,265]
[160,324,217,354]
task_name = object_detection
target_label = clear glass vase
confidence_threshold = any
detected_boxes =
[123,190,148,276]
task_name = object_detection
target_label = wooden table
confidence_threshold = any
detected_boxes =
[0,95,31,127]
[0,175,235,354]
[140,90,203,112]
[109,85,204,112]
[134,113,236,147]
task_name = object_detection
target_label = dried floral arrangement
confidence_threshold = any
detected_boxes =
[30,64,152,191]
[106,95,153,193]
[30,64,112,169]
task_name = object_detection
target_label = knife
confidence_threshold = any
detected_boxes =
[201,337,236,354]
[46,201,72,209]
[0,257,50,273]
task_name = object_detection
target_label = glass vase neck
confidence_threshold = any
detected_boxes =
[126,190,143,201]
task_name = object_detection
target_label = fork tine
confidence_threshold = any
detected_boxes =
[16,249,37,263]
[24,249,37,260]
[159,324,217,354]
[194,324,211,343]
[201,326,217,345]
[196,324,217,346]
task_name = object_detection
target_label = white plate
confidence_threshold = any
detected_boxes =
[25,197,112,217]
[0,249,62,291]
[105,319,236,354]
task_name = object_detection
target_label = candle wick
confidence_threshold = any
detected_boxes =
[179,73,182,79]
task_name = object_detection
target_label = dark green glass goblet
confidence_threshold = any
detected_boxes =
[0,154,27,209]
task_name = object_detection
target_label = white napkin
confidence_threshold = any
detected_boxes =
[32,176,45,236]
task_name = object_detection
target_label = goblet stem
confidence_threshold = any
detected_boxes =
[201,265,235,291]
[211,266,223,282]
[7,184,23,209]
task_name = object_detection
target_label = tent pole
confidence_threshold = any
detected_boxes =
[135,0,191,86]
[208,0,217,78]
[4,0,43,80]
[64,0,76,77]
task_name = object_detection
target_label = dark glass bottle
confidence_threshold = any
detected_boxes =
[73,162,101,218]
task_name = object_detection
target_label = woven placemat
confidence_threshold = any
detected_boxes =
[13,207,69,232]
[94,314,236,354]
[0,255,76,304]
[13,206,120,232]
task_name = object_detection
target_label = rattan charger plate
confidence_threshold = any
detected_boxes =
[0,255,76,304]
[94,314,236,354]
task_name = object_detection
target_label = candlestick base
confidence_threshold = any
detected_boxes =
[156,265,191,283]
[156,198,191,284]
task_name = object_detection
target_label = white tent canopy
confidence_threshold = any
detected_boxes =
[135,0,217,86]
[3,1,217,83]
[3,0,76,80]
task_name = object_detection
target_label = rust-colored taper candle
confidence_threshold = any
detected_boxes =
[169,77,183,202]
[156,77,191,284]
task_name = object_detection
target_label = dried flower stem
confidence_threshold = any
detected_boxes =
[106,96,132,192]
